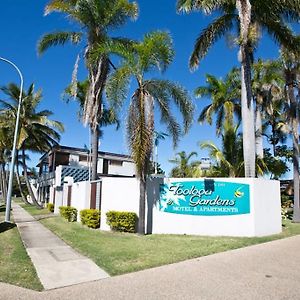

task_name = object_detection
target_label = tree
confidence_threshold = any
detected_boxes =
[262,96,287,157]
[252,59,284,158]
[196,68,241,136]
[177,0,300,177]
[200,121,266,177]
[38,0,138,180]
[280,49,300,222]
[0,83,64,207]
[263,148,289,180]
[105,31,194,234]
[169,151,200,178]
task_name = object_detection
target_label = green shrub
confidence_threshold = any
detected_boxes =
[281,194,293,220]
[106,210,138,233]
[47,203,54,213]
[59,206,77,222]
[80,209,101,229]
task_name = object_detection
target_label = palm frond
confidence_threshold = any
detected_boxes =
[105,65,131,109]
[190,13,236,69]
[44,0,77,16]
[38,31,82,55]
[138,31,174,73]
[144,79,194,134]
[177,0,232,14]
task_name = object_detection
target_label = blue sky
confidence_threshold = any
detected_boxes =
[0,0,284,175]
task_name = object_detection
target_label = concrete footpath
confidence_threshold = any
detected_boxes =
[1,231,300,300]
[12,203,109,290]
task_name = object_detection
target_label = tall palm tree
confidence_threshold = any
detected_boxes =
[177,0,300,177]
[0,83,64,207]
[280,49,300,222]
[38,0,138,180]
[105,31,194,234]
[169,151,200,178]
[196,68,241,136]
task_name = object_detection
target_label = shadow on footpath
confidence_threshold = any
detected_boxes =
[0,221,16,233]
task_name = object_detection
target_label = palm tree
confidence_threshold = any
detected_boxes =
[0,83,64,207]
[262,97,287,158]
[252,59,284,158]
[196,68,241,136]
[200,121,266,177]
[38,0,138,181]
[177,0,300,177]
[169,151,200,178]
[105,31,194,234]
[280,49,300,222]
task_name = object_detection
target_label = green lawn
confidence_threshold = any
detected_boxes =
[14,198,51,216]
[0,204,43,291]
[40,216,300,276]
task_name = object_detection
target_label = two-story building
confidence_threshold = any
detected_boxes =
[35,145,136,204]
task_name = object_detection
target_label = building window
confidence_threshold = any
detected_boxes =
[109,160,123,166]
[79,155,88,162]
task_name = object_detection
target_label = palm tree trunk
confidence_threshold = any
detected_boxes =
[288,84,300,222]
[91,126,99,181]
[255,105,264,159]
[84,54,110,181]
[237,0,256,177]
[22,148,42,208]
[271,123,277,157]
[138,176,146,234]
[240,46,256,177]
[16,151,30,205]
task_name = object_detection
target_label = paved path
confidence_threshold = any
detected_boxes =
[12,203,109,290]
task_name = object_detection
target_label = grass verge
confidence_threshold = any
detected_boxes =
[0,204,43,291]
[14,198,51,216]
[40,216,300,276]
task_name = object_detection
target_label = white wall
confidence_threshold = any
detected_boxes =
[71,181,91,221]
[52,176,281,237]
[54,189,63,214]
[108,161,136,176]
[49,186,55,204]
[100,177,140,231]
[96,158,103,174]
[147,178,282,237]
[69,154,79,166]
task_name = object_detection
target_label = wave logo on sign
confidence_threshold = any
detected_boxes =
[159,180,250,216]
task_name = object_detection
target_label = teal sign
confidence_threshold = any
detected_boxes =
[159,180,250,216]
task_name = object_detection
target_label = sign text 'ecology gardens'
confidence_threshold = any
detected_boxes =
[159,180,250,216]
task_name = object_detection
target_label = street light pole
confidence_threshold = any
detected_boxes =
[0,57,24,222]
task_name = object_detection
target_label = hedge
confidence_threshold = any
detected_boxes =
[47,203,54,213]
[80,209,101,229]
[106,210,138,233]
[59,206,77,222]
